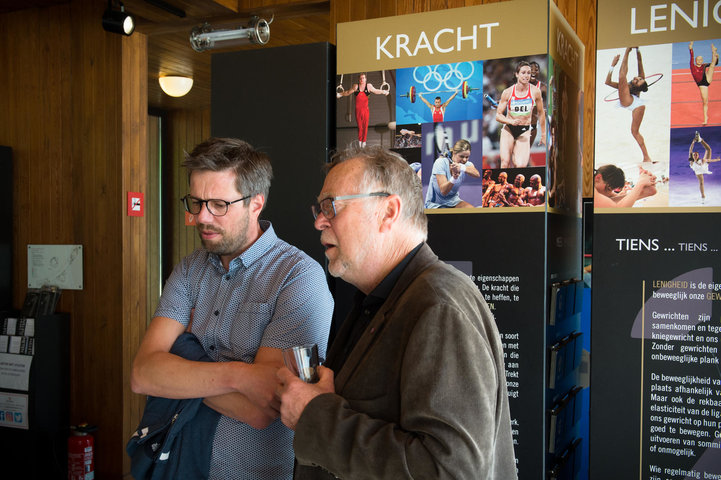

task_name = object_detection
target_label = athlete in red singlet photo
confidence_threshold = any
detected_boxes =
[495,61,546,168]
[337,73,389,147]
[689,41,718,125]
[418,91,458,123]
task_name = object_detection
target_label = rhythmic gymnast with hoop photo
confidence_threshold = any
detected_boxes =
[605,47,662,164]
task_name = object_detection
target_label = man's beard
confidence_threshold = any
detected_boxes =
[197,215,249,257]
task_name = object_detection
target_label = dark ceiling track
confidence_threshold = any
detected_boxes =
[143,0,186,18]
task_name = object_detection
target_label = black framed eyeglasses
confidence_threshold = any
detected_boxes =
[311,192,390,220]
[181,194,251,217]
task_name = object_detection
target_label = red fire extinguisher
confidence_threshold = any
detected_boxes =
[68,424,97,480]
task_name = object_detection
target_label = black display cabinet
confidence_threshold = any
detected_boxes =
[0,313,70,477]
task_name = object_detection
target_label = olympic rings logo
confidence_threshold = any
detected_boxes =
[412,62,475,92]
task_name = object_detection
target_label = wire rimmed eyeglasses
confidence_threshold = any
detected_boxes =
[181,194,251,217]
[311,192,390,220]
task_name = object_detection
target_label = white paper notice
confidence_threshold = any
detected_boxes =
[0,353,32,391]
[27,244,83,290]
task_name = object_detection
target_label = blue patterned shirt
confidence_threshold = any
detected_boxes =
[154,220,333,479]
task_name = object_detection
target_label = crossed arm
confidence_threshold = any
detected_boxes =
[131,316,282,429]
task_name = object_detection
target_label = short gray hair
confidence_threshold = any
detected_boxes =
[182,137,272,206]
[329,145,428,239]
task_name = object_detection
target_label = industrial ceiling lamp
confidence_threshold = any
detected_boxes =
[102,0,135,36]
[190,16,271,52]
[158,76,194,97]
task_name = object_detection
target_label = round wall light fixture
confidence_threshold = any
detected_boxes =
[159,76,194,97]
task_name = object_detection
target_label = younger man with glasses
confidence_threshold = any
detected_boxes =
[131,137,333,479]
[277,144,517,479]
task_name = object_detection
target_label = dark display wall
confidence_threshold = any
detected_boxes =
[591,213,721,478]
[426,211,550,475]
[211,42,335,267]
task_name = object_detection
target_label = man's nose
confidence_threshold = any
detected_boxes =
[314,213,330,231]
[196,203,215,223]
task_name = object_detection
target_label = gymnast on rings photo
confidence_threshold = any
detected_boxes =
[337,72,389,147]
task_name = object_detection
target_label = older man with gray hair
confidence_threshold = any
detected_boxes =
[277,144,517,479]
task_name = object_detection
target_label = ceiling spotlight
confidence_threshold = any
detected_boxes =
[159,76,194,97]
[190,16,271,52]
[102,0,135,36]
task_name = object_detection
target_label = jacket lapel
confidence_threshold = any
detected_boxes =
[332,244,438,391]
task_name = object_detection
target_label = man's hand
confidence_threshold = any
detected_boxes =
[277,365,335,430]
[240,362,283,416]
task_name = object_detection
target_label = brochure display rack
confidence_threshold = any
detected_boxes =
[0,312,69,477]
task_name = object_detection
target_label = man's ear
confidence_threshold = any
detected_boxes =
[379,194,402,233]
[249,193,265,216]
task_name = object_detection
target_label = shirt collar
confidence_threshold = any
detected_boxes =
[363,242,423,307]
[208,220,276,273]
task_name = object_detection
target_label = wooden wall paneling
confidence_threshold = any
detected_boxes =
[554,0,577,25]
[0,6,75,308]
[168,111,184,268]
[379,0,397,18]
[430,0,446,11]
[350,0,368,20]
[330,0,348,44]
[333,0,352,24]
[577,0,596,198]
[296,15,331,42]
[69,1,126,476]
[121,30,149,476]
[363,0,381,19]
[165,108,209,270]
[394,0,413,16]
[170,110,185,268]
[147,115,162,321]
